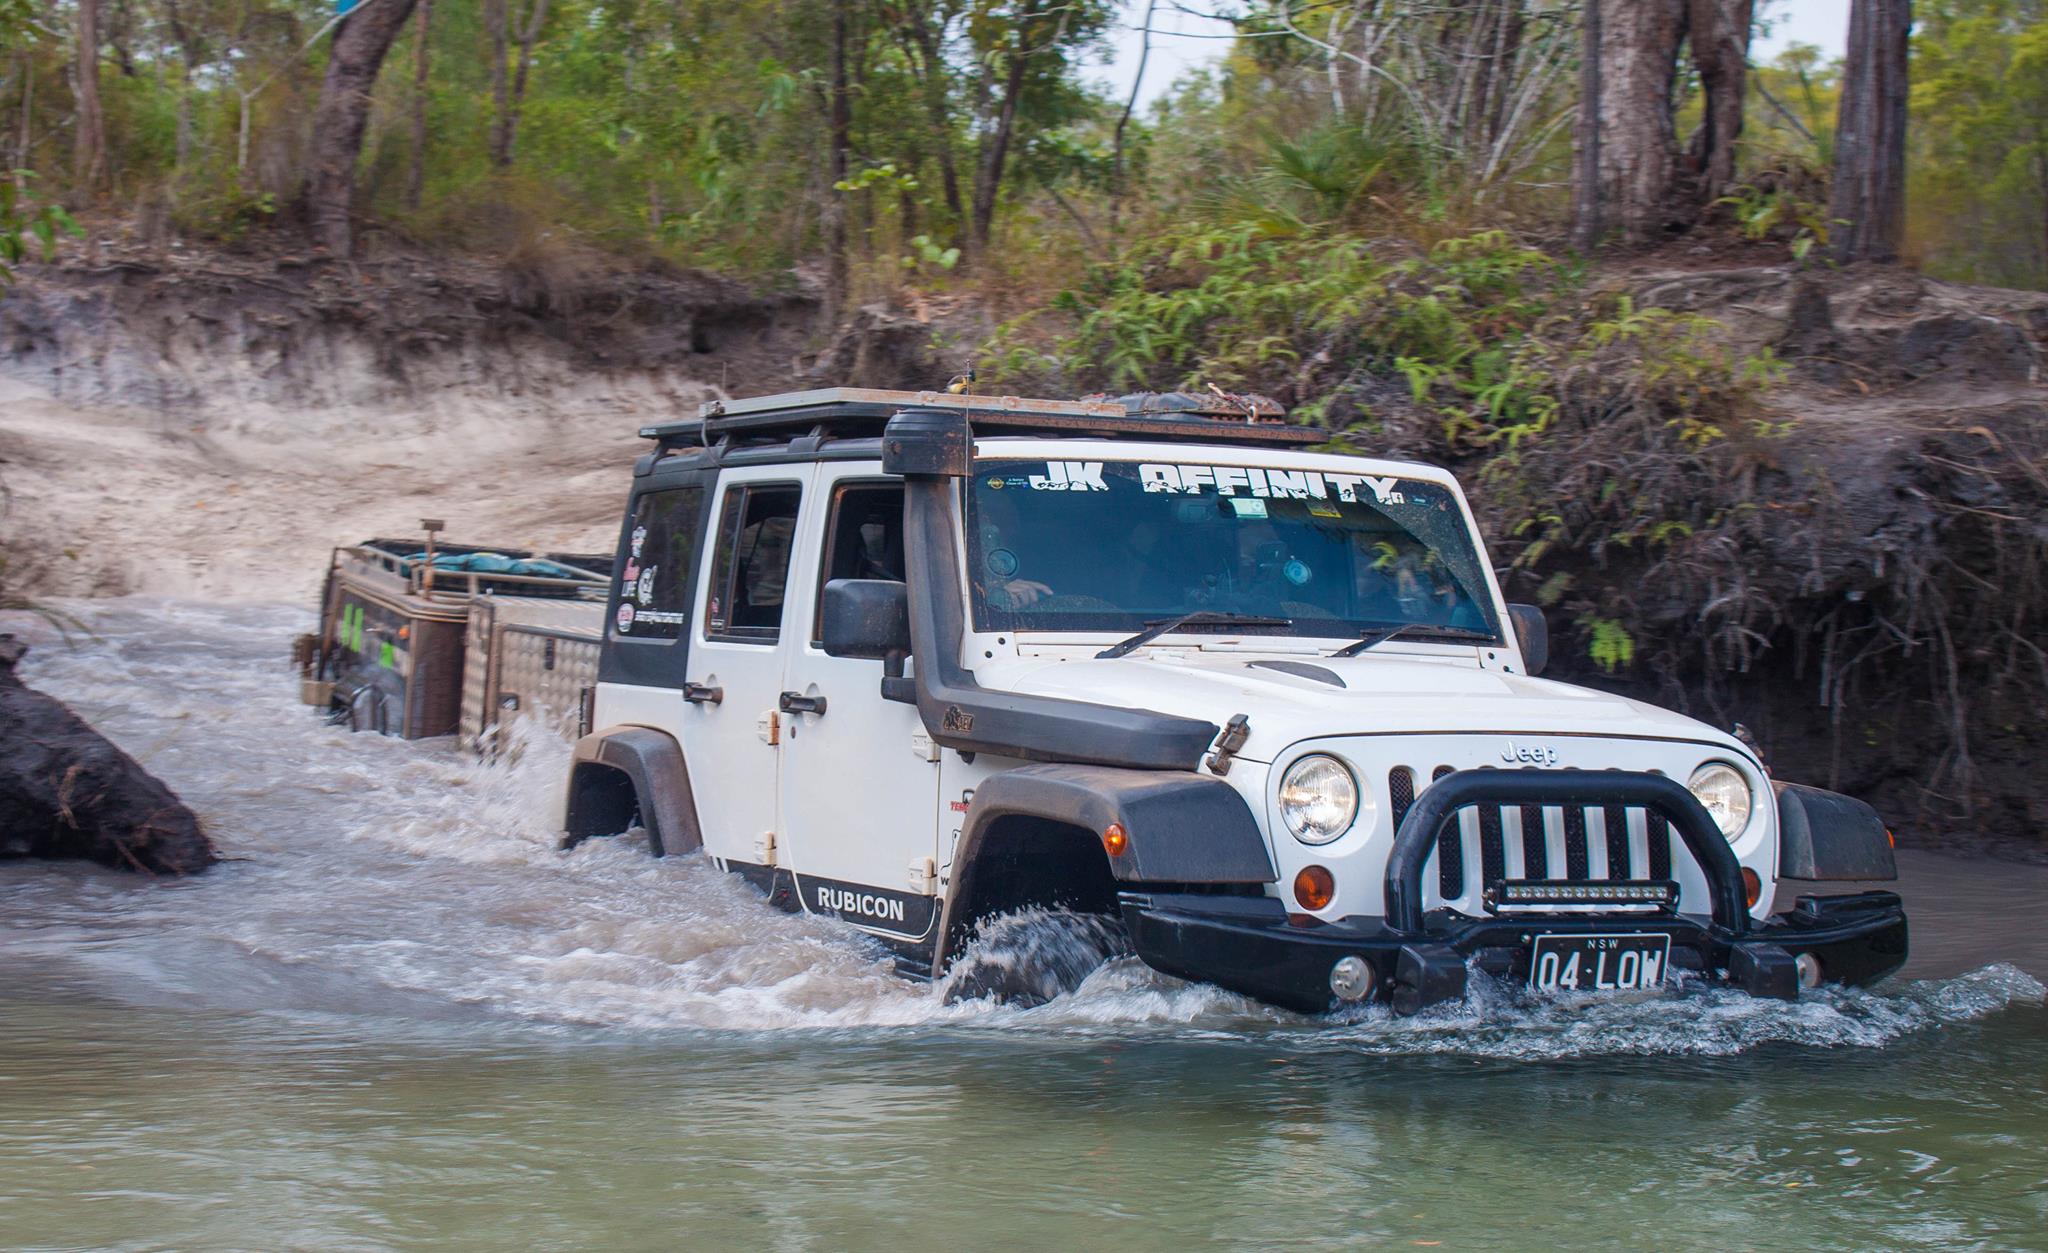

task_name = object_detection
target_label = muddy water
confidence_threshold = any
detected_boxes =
[3,601,2046,1251]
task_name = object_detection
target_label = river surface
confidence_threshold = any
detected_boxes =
[4,600,2046,1251]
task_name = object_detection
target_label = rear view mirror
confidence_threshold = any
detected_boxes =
[1507,603,1548,676]
[821,579,911,660]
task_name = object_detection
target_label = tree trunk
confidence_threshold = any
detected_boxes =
[1685,0,1752,205]
[164,0,202,176]
[1570,0,1603,249]
[307,0,422,257]
[72,0,108,195]
[496,0,551,168]
[486,0,510,165]
[485,0,550,169]
[405,0,432,210]
[823,0,852,320]
[1481,1,1527,151]
[1831,0,1911,264]
[1573,0,1686,246]
[15,55,33,193]
[1109,0,1156,236]
[971,3,1046,256]
[901,12,965,243]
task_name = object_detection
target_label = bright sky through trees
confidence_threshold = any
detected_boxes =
[1103,0,1856,109]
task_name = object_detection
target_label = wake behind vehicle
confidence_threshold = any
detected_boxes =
[561,387,1908,1015]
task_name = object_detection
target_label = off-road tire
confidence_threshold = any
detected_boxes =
[940,909,1132,1008]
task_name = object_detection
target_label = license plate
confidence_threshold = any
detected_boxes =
[1529,933,1672,993]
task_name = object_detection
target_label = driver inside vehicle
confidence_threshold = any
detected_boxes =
[993,515,1175,609]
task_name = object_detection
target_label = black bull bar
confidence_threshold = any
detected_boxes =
[1120,767,1909,1015]
[1383,767,1750,936]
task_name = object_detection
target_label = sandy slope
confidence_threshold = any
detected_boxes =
[0,370,711,602]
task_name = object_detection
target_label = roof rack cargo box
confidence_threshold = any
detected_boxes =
[306,539,612,740]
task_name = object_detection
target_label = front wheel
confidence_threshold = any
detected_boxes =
[939,909,1131,1008]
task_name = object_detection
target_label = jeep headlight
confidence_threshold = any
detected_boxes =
[1279,755,1365,845]
[1688,762,1752,838]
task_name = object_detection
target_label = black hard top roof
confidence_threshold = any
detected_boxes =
[638,387,1327,453]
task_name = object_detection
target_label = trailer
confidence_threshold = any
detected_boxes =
[460,593,606,750]
[296,529,610,747]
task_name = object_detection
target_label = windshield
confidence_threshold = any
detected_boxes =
[965,457,1501,641]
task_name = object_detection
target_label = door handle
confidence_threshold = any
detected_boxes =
[682,681,724,705]
[778,691,827,716]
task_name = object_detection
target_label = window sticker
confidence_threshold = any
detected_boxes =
[1135,463,1410,506]
[1026,461,1109,491]
[615,486,704,641]
[1227,497,1268,519]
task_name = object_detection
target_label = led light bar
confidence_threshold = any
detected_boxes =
[1485,879,1680,913]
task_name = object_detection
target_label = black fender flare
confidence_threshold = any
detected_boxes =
[563,725,703,857]
[1774,782,1897,881]
[935,763,1277,971]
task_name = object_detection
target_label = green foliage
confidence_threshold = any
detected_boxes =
[902,234,961,272]
[1579,616,1637,673]
[1715,180,1835,263]
[1020,212,1781,471]
[0,175,78,285]
[1910,0,2048,288]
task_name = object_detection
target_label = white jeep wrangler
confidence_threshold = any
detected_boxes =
[564,388,1907,1014]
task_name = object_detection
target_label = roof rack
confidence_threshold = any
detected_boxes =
[636,387,1326,453]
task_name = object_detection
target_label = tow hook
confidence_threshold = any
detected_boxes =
[1205,714,1251,775]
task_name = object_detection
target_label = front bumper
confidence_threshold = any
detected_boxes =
[1123,767,1907,1016]
[1121,888,1909,1015]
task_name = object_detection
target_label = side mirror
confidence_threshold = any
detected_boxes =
[1507,603,1548,676]
[821,579,911,661]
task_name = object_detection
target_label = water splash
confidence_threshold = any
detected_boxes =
[3,598,2039,1055]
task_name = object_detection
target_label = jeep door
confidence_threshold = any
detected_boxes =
[670,466,807,868]
[776,468,944,951]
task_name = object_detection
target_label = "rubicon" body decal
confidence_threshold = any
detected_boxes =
[795,873,938,940]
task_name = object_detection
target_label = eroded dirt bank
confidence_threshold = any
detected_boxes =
[0,247,833,598]
[1520,264,2048,852]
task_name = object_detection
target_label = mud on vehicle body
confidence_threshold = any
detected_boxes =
[564,388,1907,1015]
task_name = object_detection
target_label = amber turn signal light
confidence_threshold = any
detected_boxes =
[1294,865,1335,911]
[1742,867,1761,908]
[1102,823,1128,857]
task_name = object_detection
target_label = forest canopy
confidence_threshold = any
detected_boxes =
[2,0,2044,297]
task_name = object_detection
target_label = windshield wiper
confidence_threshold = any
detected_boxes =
[1332,623,1496,658]
[1096,611,1294,660]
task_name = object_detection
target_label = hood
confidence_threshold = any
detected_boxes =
[980,647,1745,765]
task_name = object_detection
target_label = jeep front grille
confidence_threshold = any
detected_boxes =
[1388,766,1678,906]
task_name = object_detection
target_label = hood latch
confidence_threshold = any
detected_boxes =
[1204,713,1251,776]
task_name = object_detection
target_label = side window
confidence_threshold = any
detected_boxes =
[811,482,905,644]
[705,482,803,642]
[614,486,705,640]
